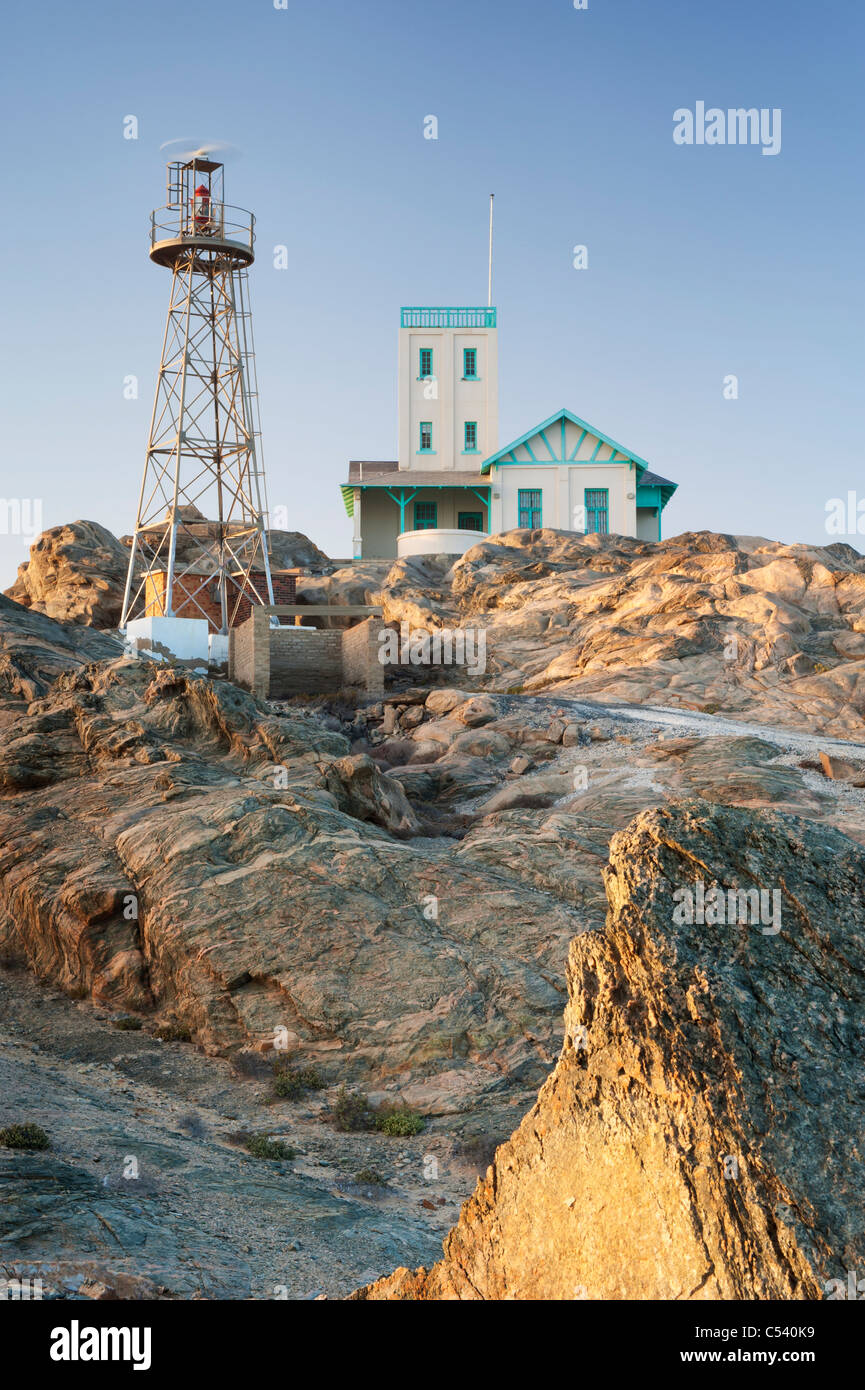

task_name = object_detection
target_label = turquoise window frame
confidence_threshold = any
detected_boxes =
[458,511,484,532]
[414,501,438,530]
[462,347,478,379]
[418,348,433,380]
[463,420,478,452]
[584,487,609,535]
[418,421,433,452]
[518,488,542,529]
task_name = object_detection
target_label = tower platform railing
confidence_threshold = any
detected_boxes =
[150,203,255,257]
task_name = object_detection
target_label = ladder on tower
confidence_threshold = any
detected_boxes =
[235,267,270,526]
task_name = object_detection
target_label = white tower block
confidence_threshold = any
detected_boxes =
[397,308,498,472]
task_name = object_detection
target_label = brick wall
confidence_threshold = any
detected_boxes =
[268,629,342,696]
[230,571,297,627]
[145,569,297,631]
[269,572,298,605]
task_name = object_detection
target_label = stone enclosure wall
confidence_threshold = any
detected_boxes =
[342,618,384,691]
[229,609,384,699]
[229,609,266,693]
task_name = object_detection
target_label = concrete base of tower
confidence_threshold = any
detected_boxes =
[124,616,212,669]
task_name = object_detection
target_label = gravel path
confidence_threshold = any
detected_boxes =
[476,690,865,760]
[607,701,865,758]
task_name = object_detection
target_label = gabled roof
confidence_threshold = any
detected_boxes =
[479,407,654,476]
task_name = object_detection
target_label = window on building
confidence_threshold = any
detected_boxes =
[458,511,484,532]
[464,421,478,451]
[419,348,433,379]
[419,421,433,451]
[414,501,437,530]
[585,488,609,535]
[518,488,542,529]
[463,348,477,378]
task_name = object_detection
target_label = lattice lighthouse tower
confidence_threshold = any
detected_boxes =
[120,155,274,642]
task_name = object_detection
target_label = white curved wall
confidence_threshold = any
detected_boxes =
[397,527,485,558]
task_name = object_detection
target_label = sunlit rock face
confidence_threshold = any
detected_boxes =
[11,521,865,740]
[353,801,865,1300]
[4,521,135,629]
[0,628,585,1121]
[343,528,865,739]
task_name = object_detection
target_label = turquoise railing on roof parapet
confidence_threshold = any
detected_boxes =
[400,307,497,328]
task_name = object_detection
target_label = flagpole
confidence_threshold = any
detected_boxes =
[488,193,494,307]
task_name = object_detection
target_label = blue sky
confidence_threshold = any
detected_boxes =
[1,0,862,585]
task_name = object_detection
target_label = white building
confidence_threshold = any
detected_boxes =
[341,306,677,558]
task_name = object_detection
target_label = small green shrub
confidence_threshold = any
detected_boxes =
[272,1063,325,1101]
[273,1071,305,1101]
[375,1105,425,1137]
[113,1016,144,1031]
[330,1086,376,1132]
[156,1023,192,1043]
[0,1122,50,1151]
[354,1167,387,1186]
[329,1088,425,1135]
[244,1133,295,1161]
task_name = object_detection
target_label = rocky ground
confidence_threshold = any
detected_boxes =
[10,521,865,745]
[301,527,865,739]
[0,965,479,1300]
[2,522,865,1299]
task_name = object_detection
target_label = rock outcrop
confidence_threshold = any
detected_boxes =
[121,509,332,577]
[5,522,135,629]
[3,520,865,1301]
[266,529,331,573]
[317,752,422,838]
[353,801,865,1299]
[0,625,587,1117]
[0,592,123,701]
[13,520,865,743]
[364,528,865,739]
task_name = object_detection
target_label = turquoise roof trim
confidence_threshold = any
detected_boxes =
[401,307,496,328]
[479,407,654,476]
[636,481,677,511]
